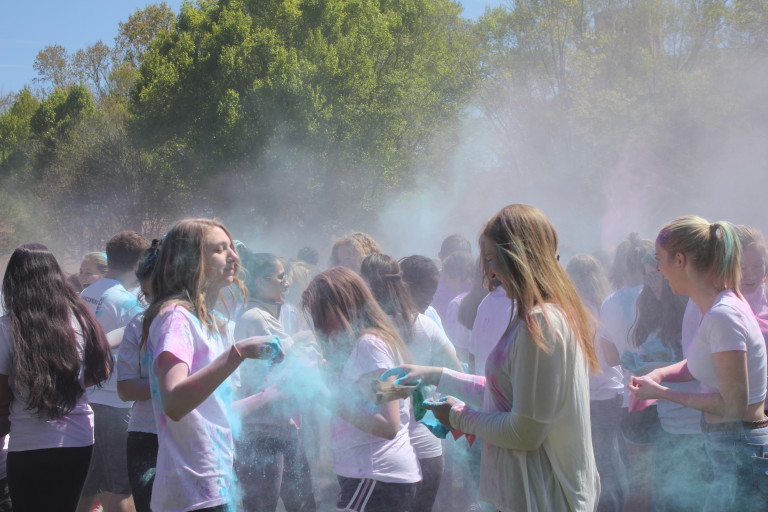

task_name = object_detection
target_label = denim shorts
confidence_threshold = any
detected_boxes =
[702,421,768,512]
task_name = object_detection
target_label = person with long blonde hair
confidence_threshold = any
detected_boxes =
[302,267,421,512]
[143,219,281,512]
[630,216,767,512]
[392,204,600,512]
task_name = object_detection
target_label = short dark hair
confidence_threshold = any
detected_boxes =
[439,234,471,260]
[106,231,150,271]
[399,255,440,287]
[442,250,474,281]
[298,246,319,266]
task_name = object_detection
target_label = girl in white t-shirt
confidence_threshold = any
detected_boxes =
[392,204,601,512]
[630,216,768,512]
[302,267,421,512]
[360,253,462,511]
[0,243,113,512]
[143,219,283,512]
[233,251,316,512]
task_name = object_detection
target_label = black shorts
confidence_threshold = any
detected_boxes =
[336,476,417,512]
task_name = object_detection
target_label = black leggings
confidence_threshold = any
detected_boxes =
[126,431,159,512]
[410,455,443,511]
[7,445,92,512]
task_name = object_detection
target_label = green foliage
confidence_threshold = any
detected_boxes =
[29,85,94,137]
[0,89,39,166]
[130,0,479,227]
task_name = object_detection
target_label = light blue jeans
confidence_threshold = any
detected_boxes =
[703,423,768,512]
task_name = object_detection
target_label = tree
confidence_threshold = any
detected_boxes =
[72,41,114,97]
[130,0,479,232]
[114,2,177,68]
[33,44,75,90]
[0,88,39,166]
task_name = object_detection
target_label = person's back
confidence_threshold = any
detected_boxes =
[0,243,112,512]
[78,230,149,512]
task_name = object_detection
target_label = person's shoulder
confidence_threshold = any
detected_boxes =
[235,306,271,338]
[80,278,110,299]
[478,287,512,312]
[706,292,752,326]
[157,302,195,323]
[358,332,394,353]
[524,303,572,343]
[415,313,442,336]
[237,304,271,326]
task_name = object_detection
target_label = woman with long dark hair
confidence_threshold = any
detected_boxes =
[392,204,600,511]
[0,243,113,512]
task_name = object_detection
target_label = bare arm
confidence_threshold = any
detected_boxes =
[332,370,401,440]
[600,336,620,367]
[647,359,694,383]
[117,379,151,402]
[630,351,749,420]
[155,337,281,422]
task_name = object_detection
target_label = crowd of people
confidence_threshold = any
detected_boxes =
[0,203,766,512]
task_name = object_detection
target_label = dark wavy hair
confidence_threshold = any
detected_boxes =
[1,243,112,419]
[360,253,419,344]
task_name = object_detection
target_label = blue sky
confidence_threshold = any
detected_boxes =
[0,0,505,95]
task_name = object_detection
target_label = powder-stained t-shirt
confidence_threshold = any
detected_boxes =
[149,305,238,512]
[330,334,421,484]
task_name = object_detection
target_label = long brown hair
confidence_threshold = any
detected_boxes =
[481,204,598,372]
[2,243,112,419]
[360,253,419,344]
[141,218,246,346]
[302,266,410,367]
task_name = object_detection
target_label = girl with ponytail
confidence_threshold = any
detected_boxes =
[630,216,768,512]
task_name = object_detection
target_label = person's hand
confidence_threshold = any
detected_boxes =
[421,396,461,428]
[380,364,443,386]
[236,336,286,362]
[629,375,667,400]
